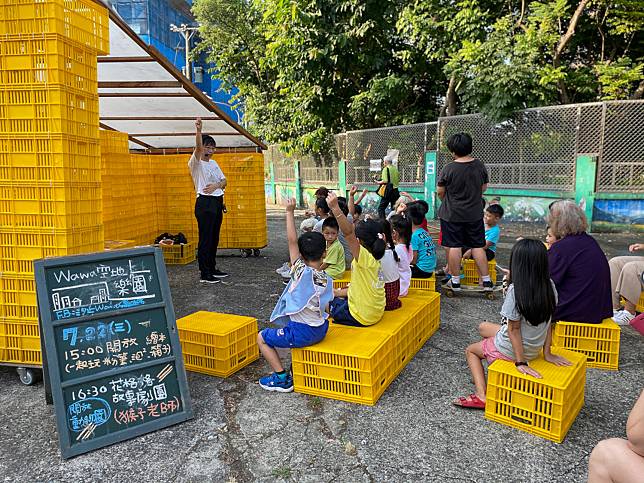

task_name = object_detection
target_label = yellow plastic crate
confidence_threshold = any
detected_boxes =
[462,259,497,286]
[159,242,196,265]
[638,293,644,313]
[99,130,129,154]
[406,291,441,349]
[177,311,259,378]
[552,318,620,371]
[292,325,398,405]
[0,272,37,321]
[0,34,97,90]
[0,318,41,365]
[485,349,586,443]
[0,0,110,55]
[0,134,101,184]
[0,87,99,138]
[332,271,436,290]
[0,226,103,277]
[104,239,136,250]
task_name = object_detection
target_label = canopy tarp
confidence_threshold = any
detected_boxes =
[97,2,264,152]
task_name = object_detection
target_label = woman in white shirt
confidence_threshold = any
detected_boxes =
[189,118,228,283]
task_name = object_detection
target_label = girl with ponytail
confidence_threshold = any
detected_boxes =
[327,192,386,327]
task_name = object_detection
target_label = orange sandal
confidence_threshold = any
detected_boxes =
[453,393,486,409]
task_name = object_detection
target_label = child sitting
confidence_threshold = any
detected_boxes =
[380,219,402,310]
[453,239,571,409]
[545,224,558,248]
[408,203,436,278]
[319,217,345,280]
[258,199,334,392]
[390,214,412,297]
[462,204,503,261]
[313,196,331,232]
[348,185,368,224]
[327,192,386,327]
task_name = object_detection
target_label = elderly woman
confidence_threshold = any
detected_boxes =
[609,243,644,325]
[547,200,612,324]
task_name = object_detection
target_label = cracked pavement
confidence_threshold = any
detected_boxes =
[1,209,642,482]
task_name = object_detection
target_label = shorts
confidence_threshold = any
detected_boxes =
[384,280,402,311]
[481,336,513,365]
[462,247,496,261]
[440,219,485,249]
[261,320,329,348]
[411,265,433,278]
[330,297,365,327]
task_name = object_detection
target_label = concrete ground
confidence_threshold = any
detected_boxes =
[1,208,643,482]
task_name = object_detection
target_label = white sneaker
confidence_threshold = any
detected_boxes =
[275,263,290,276]
[613,310,635,326]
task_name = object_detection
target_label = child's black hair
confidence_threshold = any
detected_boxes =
[337,196,349,216]
[354,219,386,260]
[322,216,339,232]
[407,202,425,226]
[446,132,473,157]
[390,214,412,249]
[354,204,363,216]
[202,135,216,147]
[298,231,326,262]
[380,219,399,262]
[315,187,329,199]
[508,239,557,326]
[415,199,429,215]
[315,197,330,215]
[486,204,504,218]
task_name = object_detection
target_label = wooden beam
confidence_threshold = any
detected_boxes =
[143,147,261,155]
[98,92,191,98]
[98,81,182,88]
[100,116,222,121]
[128,137,154,149]
[127,132,242,137]
[97,56,155,63]
[99,122,116,131]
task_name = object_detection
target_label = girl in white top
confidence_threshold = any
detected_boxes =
[390,214,413,297]
[381,220,402,310]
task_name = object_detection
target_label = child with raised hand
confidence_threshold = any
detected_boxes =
[327,192,386,327]
[319,217,345,280]
[258,198,334,392]
[380,219,402,310]
[390,214,412,297]
[348,185,368,222]
[453,239,571,409]
[408,203,436,278]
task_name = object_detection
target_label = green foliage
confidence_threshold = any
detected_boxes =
[193,0,644,150]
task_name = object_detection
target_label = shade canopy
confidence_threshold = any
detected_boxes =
[97,2,264,152]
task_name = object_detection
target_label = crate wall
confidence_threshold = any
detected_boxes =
[0,1,108,366]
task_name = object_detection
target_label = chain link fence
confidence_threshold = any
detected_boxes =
[264,100,643,193]
[597,101,644,193]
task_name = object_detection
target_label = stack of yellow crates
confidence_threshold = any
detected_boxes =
[157,154,198,243]
[0,0,109,366]
[100,130,130,241]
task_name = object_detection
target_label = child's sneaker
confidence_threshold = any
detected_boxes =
[440,274,452,285]
[482,280,494,292]
[442,278,461,292]
[613,310,635,326]
[259,372,294,392]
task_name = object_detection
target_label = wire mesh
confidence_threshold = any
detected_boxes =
[437,107,580,191]
[345,123,436,186]
[596,101,644,193]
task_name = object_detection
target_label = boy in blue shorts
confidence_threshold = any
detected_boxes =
[463,204,504,261]
[258,198,334,392]
[408,203,437,278]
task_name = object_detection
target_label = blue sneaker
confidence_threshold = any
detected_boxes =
[259,372,294,393]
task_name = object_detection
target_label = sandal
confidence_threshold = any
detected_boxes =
[453,393,486,409]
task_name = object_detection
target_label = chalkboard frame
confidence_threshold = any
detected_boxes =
[34,247,193,459]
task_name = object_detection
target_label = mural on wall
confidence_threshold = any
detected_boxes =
[593,199,644,233]
[275,184,297,206]
[264,183,275,204]
[482,196,556,223]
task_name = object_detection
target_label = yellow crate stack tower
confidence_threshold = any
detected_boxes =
[0,0,109,366]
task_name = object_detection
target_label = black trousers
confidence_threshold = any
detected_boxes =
[378,187,400,219]
[195,195,223,277]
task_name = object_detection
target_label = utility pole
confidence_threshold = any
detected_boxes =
[170,23,199,81]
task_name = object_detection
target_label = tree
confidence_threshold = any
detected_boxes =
[193,0,644,149]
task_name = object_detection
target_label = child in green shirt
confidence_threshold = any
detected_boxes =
[320,217,345,279]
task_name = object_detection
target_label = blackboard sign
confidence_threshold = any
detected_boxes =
[34,247,193,459]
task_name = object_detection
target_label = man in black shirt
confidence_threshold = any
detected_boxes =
[437,133,492,292]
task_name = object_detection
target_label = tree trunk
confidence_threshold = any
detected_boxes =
[440,74,458,117]
[553,0,589,104]
[632,80,644,100]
